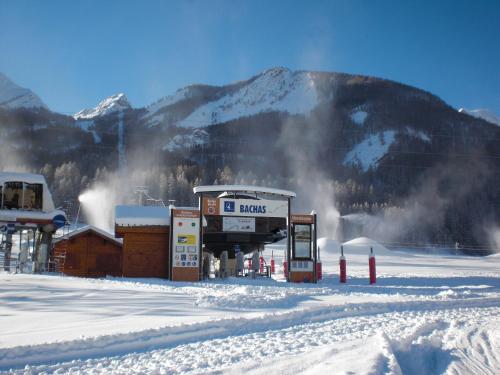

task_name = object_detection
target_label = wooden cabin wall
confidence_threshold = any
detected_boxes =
[120,228,170,278]
[55,233,122,278]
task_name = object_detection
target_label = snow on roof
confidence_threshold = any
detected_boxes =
[193,185,296,198]
[54,225,122,246]
[0,172,48,185]
[115,205,170,227]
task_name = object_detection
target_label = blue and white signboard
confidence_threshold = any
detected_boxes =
[52,214,66,229]
[220,198,288,218]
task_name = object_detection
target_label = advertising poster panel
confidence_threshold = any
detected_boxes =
[171,209,200,281]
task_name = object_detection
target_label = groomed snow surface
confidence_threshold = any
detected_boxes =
[1,238,499,374]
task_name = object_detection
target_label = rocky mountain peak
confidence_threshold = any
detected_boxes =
[73,93,131,120]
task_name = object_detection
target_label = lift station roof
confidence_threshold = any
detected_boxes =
[193,185,296,198]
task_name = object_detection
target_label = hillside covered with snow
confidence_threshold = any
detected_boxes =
[459,108,500,127]
[178,68,319,127]
[0,72,47,109]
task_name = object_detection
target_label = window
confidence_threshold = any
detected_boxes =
[0,182,43,211]
[2,182,23,210]
[23,183,43,210]
[293,224,311,259]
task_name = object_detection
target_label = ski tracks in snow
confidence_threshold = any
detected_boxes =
[4,298,499,374]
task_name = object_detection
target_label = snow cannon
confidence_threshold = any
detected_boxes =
[340,245,347,283]
[369,246,376,284]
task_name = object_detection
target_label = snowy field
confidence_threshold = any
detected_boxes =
[0,238,499,374]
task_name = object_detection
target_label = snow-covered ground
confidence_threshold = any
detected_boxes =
[0,238,499,374]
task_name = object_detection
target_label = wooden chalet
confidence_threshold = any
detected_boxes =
[115,205,170,278]
[53,226,123,278]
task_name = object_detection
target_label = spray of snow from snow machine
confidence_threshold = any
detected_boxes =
[487,226,500,253]
[78,171,135,232]
[275,74,341,239]
[117,110,127,175]
[78,185,117,233]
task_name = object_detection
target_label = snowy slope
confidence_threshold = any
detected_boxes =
[73,93,131,120]
[0,243,499,374]
[144,87,193,126]
[343,130,396,171]
[163,128,209,152]
[178,68,318,127]
[0,72,47,109]
[459,108,500,127]
[350,108,368,125]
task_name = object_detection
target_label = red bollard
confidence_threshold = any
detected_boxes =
[259,256,265,274]
[316,262,322,280]
[369,247,376,284]
[340,245,347,283]
[339,256,346,283]
[283,261,288,278]
[270,258,275,274]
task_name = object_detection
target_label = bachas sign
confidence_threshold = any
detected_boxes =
[202,197,288,217]
[221,198,288,218]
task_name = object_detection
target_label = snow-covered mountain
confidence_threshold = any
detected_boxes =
[0,72,47,109]
[458,108,500,127]
[2,67,499,248]
[458,108,500,126]
[178,68,318,127]
[143,67,320,128]
[73,93,131,120]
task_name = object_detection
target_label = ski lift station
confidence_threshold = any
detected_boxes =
[1,176,321,283]
[111,185,320,283]
[0,172,67,272]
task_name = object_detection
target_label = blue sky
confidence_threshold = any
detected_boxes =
[0,0,499,114]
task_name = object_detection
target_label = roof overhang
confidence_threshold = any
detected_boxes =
[193,185,296,198]
[54,225,123,247]
[0,172,47,185]
[115,205,170,227]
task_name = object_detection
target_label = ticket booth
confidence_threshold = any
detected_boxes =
[287,213,318,283]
